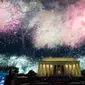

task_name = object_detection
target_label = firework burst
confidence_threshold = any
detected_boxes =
[33,0,85,48]
[0,0,22,32]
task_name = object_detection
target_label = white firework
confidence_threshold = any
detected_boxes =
[0,55,39,73]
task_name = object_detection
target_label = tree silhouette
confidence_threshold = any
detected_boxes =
[81,70,85,76]
[27,70,37,77]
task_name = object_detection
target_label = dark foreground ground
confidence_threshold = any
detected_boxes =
[4,75,85,85]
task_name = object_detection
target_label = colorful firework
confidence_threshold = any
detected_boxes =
[32,10,63,48]
[0,55,38,73]
[62,0,85,47]
[33,0,85,48]
[0,1,22,32]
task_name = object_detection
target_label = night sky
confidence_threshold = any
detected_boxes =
[0,0,85,73]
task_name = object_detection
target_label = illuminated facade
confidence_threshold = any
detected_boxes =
[38,58,81,76]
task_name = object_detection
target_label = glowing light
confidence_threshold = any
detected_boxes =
[73,64,75,68]
[58,70,61,74]
[50,65,53,68]
[69,65,72,68]
[65,64,68,68]
[43,64,45,68]
[47,65,49,68]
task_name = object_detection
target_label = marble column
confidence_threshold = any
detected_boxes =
[50,65,53,76]
[43,64,46,76]
[39,64,43,76]
[75,64,78,76]
[78,64,81,75]
[41,64,43,76]
[72,64,75,76]
[47,65,49,76]
[72,64,74,75]
[76,64,81,76]
[69,64,72,75]
[74,64,76,76]
[65,64,69,75]
[68,64,70,75]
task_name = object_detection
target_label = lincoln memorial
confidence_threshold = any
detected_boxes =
[38,58,81,76]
